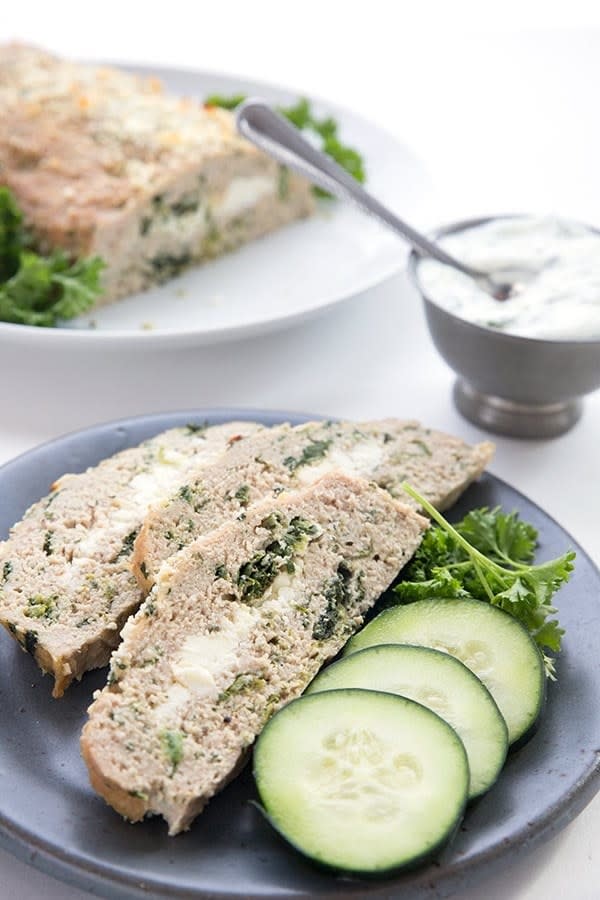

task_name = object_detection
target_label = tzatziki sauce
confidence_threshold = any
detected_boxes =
[417,217,600,340]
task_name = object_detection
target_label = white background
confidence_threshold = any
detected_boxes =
[1,2,600,898]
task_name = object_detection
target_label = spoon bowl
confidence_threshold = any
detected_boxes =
[474,264,539,301]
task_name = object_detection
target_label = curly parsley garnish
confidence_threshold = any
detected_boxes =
[396,484,575,679]
[0,187,104,327]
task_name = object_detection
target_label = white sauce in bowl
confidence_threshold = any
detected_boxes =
[417,217,600,340]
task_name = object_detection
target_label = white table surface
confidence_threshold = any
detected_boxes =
[1,5,600,898]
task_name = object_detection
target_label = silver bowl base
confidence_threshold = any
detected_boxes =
[453,379,583,438]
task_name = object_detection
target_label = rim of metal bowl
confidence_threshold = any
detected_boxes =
[407,214,600,348]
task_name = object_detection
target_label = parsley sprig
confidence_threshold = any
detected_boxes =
[205,95,366,195]
[396,484,575,679]
[0,187,104,327]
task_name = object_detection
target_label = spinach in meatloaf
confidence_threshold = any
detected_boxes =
[237,517,321,603]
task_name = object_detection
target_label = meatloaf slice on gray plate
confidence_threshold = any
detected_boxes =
[0,421,262,696]
[81,472,428,834]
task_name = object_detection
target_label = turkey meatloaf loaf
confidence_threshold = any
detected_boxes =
[0,44,314,304]
[133,418,494,591]
[81,472,428,834]
[0,421,261,697]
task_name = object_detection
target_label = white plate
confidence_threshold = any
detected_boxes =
[0,64,429,350]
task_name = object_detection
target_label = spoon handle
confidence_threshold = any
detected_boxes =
[236,99,484,279]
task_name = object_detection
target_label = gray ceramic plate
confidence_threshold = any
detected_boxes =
[1,410,599,900]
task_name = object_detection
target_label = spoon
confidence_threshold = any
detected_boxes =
[236,99,520,302]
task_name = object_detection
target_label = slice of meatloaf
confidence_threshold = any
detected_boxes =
[133,418,494,591]
[0,44,314,304]
[81,472,428,834]
[0,421,262,696]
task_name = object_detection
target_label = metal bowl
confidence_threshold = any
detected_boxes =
[408,216,600,438]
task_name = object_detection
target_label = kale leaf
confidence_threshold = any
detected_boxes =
[205,93,247,110]
[204,95,366,194]
[0,187,24,282]
[0,188,104,327]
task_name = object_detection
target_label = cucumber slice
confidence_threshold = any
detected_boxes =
[345,599,545,746]
[306,644,508,799]
[254,689,468,876]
